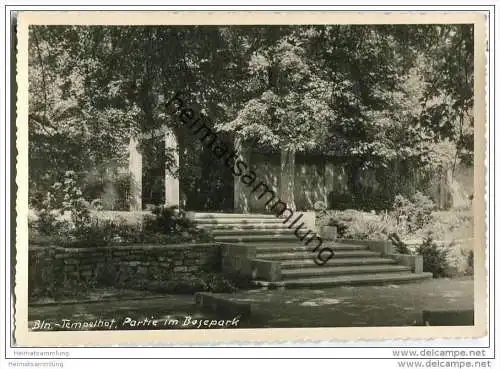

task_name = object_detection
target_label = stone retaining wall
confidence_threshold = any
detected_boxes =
[29,243,221,295]
[220,243,282,282]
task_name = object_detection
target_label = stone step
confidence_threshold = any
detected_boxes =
[195,218,284,225]
[191,212,277,219]
[214,234,300,243]
[281,264,411,279]
[255,272,433,289]
[198,223,292,231]
[209,228,296,237]
[255,243,369,253]
[258,250,381,261]
[279,257,398,269]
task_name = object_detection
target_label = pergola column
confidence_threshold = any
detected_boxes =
[165,128,180,207]
[234,137,251,213]
[280,148,296,210]
[324,161,335,207]
[128,136,142,211]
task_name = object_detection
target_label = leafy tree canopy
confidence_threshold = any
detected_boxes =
[28,24,474,201]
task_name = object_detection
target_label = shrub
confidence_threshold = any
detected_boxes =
[60,171,91,228]
[388,232,411,254]
[61,215,213,248]
[317,210,396,240]
[326,217,348,237]
[343,216,392,240]
[32,171,93,236]
[32,196,74,237]
[313,201,327,212]
[467,250,474,268]
[422,210,473,241]
[113,173,132,210]
[445,242,474,277]
[340,211,394,240]
[417,233,450,278]
[82,167,131,211]
[145,205,184,234]
[31,186,213,247]
[144,205,213,242]
[392,192,435,233]
[36,208,60,235]
[69,218,121,247]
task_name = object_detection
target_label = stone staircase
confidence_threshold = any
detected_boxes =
[193,212,432,288]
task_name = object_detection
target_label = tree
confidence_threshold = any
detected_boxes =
[28,24,474,209]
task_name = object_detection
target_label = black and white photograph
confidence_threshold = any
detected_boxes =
[12,10,487,347]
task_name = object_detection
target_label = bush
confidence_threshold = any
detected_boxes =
[468,250,474,269]
[31,182,213,247]
[392,192,435,233]
[144,204,213,242]
[417,233,450,278]
[317,210,385,240]
[145,205,188,234]
[36,208,61,235]
[30,205,214,247]
[323,210,396,240]
[58,171,92,228]
[446,242,474,277]
[327,192,392,211]
[33,186,68,236]
[32,171,93,236]
[326,217,348,237]
[33,216,214,248]
[422,210,473,241]
[316,204,471,249]
[344,215,393,240]
[69,218,124,247]
[388,232,411,254]
[82,167,131,211]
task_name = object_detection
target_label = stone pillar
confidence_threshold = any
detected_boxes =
[436,168,444,209]
[234,137,251,213]
[128,136,142,211]
[165,128,180,207]
[445,165,453,209]
[280,148,296,210]
[324,161,335,207]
